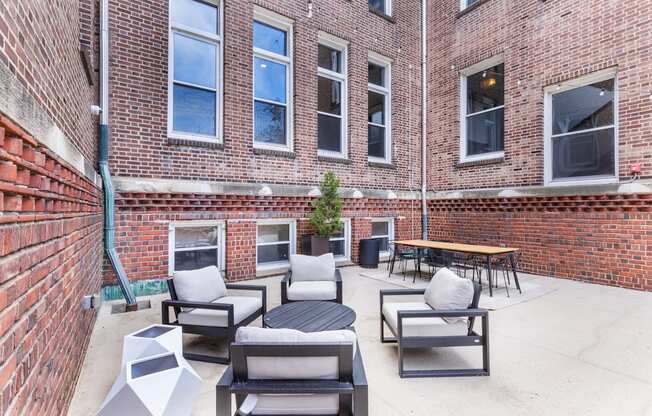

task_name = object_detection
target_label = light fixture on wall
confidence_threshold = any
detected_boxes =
[599,88,605,96]
[307,0,313,18]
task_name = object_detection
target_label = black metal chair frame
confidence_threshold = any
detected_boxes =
[162,279,267,364]
[379,282,490,378]
[216,341,368,416]
[281,269,343,304]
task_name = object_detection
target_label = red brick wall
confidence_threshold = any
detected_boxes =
[0,116,103,415]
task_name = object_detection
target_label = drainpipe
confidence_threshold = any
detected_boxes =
[420,0,428,240]
[99,0,137,308]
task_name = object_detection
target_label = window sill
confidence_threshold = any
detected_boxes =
[456,156,504,168]
[368,6,395,23]
[456,0,492,18]
[168,137,224,149]
[545,177,619,187]
[368,160,396,169]
[253,147,296,159]
[318,155,352,164]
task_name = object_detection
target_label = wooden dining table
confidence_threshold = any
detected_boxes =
[389,239,521,297]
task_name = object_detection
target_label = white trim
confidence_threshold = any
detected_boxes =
[317,33,348,159]
[255,219,297,269]
[543,68,619,186]
[329,218,352,262]
[371,217,394,258]
[367,53,392,164]
[253,7,294,152]
[167,0,223,143]
[168,220,226,277]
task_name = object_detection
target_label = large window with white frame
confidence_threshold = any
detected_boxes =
[545,70,618,185]
[256,220,296,267]
[168,221,224,276]
[253,8,293,150]
[317,34,348,158]
[168,0,222,143]
[460,0,480,10]
[328,219,351,261]
[460,59,504,162]
[368,53,392,163]
[371,218,394,255]
[369,0,392,16]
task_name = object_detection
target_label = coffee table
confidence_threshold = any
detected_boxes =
[263,301,356,332]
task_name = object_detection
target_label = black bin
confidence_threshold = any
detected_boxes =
[359,238,380,268]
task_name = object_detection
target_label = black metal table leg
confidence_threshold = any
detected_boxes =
[485,255,493,297]
[508,253,522,294]
[389,246,398,277]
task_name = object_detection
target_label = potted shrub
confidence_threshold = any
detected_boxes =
[309,171,343,256]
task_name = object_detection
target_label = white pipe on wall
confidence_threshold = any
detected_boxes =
[421,0,428,239]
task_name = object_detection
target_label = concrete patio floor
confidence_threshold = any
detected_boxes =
[68,266,652,416]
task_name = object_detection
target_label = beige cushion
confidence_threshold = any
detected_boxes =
[287,281,337,301]
[235,327,357,380]
[173,265,226,303]
[241,393,339,415]
[290,253,336,282]
[382,302,468,337]
[424,268,474,323]
[177,296,261,327]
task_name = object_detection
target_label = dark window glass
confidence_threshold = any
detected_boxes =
[552,79,614,135]
[131,354,178,379]
[173,84,216,136]
[368,63,385,87]
[552,128,615,179]
[318,45,341,72]
[368,91,385,124]
[368,125,386,158]
[253,21,286,55]
[175,227,218,249]
[174,248,218,272]
[254,101,286,145]
[329,239,345,257]
[466,107,504,156]
[467,64,504,114]
[173,33,216,88]
[257,224,290,243]
[372,221,389,236]
[257,243,290,264]
[254,57,287,103]
[369,0,386,13]
[171,0,218,33]
[318,77,341,115]
[465,0,479,7]
[318,114,342,152]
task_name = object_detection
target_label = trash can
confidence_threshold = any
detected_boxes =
[359,238,380,268]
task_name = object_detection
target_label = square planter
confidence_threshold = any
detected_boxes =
[122,324,182,365]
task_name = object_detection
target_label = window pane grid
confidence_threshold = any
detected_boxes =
[549,124,614,138]
[466,104,504,118]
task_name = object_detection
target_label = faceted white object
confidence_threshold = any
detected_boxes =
[122,324,182,365]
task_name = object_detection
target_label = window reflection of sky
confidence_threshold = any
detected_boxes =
[253,21,286,55]
[174,33,216,88]
[254,57,286,103]
[171,0,218,33]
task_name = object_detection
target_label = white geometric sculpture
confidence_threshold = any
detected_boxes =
[97,351,202,416]
[122,324,182,365]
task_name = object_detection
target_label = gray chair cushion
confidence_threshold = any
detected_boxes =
[177,296,261,327]
[240,393,339,415]
[290,253,336,282]
[286,281,337,301]
[382,302,468,337]
[424,267,474,323]
[173,265,226,303]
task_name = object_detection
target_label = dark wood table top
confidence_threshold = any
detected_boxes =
[263,301,356,332]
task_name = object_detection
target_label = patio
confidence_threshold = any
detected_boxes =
[68,266,652,416]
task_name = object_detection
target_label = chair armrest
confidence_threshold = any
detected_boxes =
[398,308,488,319]
[216,367,233,416]
[161,299,234,327]
[226,284,267,313]
[352,346,368,388]
[281,271,291,304]
[379,288,426,309]
[334,269,342,282]
[281,271,292,283]
[334,269,343,303]
[216,365,234,388]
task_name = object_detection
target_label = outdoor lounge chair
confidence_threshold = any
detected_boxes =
[162,265,266,364]
[281,253,343,304]
[216,327,368,416]
[380,267,489,378]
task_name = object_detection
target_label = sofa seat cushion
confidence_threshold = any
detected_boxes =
[177,296,261,327]
[287,281,337,301]
[424,267,474,323]
[382,302,468,337]
[173,265,227,304]
[241,393,339,415]
[290,253,336,281]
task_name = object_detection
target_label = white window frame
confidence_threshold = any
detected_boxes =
[167,0,223,144]
[459,55,505,163]
[253,7,294,152]
[256,219,296,270]
[367,52,392,164]
[168,220,225,277]
[460,0,478,10]
[371,217,394,258]
[317,33,348,159]
[370,0,392,16]
[329,218,352,262]
[544,68,619,187]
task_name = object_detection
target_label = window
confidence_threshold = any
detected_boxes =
[256,220,296,267]
[368,53,392,163]
[328,219,351,260]
[545,70,618,185]
[168,0,222,143]
[168,221,224,276]
[369,0,392,16]
[253,8,293,151]
[460,59,504,161]
[317,34,348,158]
[371,218,394,255]
[460,0,480,10]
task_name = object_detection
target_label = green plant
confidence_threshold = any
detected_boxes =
[310,171,343,237]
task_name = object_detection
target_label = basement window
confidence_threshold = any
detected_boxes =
[371,218,394,257]
[256,220,296,268]
[329,219,351,261]
[168,221,224,276]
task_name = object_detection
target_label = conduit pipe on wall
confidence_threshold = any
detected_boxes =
[421,0,428,239]
[99,0,137,308]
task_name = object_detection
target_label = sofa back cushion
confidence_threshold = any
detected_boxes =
[235,327,357,380]
[290,253,336,282]
[424,268,474,322]
[173,265,226,303]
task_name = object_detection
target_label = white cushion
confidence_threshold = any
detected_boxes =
[424,268,474,323]
[177,296,261,327]
[290,253,335,282]
[287,281,337,301]
[382,302,468,337]
[235,327,357,380]
[241,393,339,415]
[173,266,226,303]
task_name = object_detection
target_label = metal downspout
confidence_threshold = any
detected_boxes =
[421,0,428,239]
[100,0,137,307]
